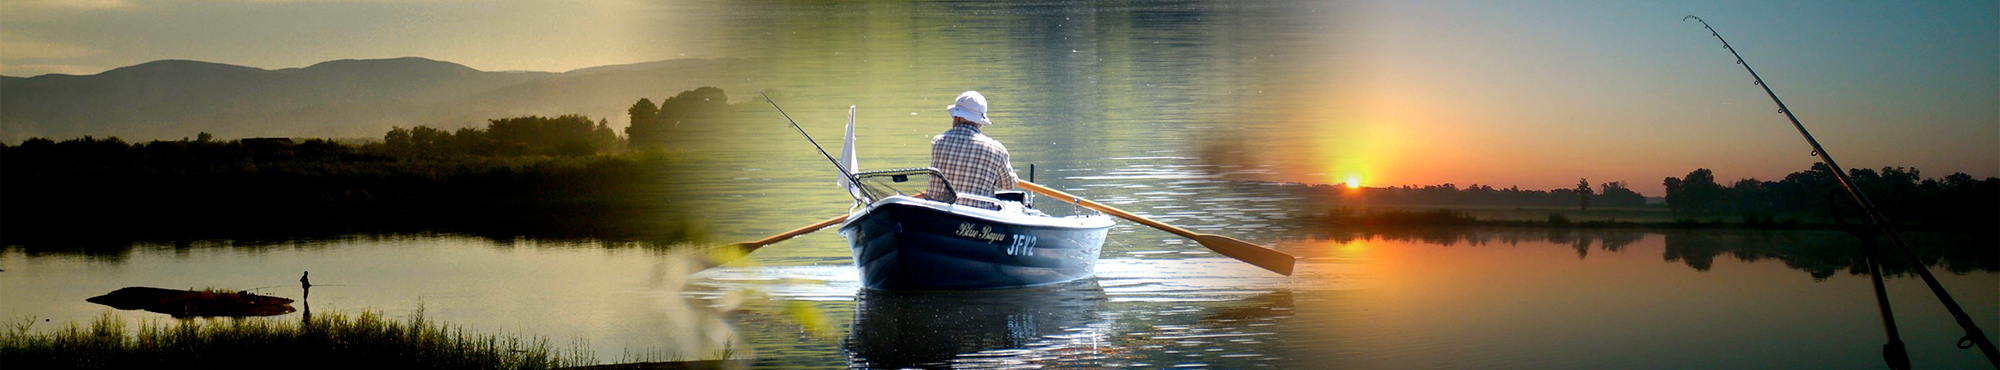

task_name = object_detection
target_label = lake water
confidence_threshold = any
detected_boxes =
[5,227,1995,368]
[5,1,1998,369]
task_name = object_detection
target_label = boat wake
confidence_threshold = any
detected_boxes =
[687,257,1365,304]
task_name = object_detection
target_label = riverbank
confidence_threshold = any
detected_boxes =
[0,307,757,369]
[0,139,703,247]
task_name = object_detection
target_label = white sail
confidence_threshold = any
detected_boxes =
[837,105,859,197]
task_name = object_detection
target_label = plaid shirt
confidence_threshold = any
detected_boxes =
[927,123,1018,208]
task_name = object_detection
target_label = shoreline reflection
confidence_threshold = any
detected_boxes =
[1297,229,1996,279]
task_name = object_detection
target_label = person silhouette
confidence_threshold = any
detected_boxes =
[299,271,314,323]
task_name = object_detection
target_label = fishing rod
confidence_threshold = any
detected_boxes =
[747,80,873,203]
[1684,15,1999,369]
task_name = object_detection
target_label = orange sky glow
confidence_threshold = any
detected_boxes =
[4,0,1991,196]
[1249,1,1998,196]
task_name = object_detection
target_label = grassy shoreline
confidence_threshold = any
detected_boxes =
[1,142,704,247]
[0,308,631,369]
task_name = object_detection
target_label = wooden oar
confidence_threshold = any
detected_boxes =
[1015,180,1297,276]
[702,214,847,267]
[706,192,924,266]
[737,214,848,252]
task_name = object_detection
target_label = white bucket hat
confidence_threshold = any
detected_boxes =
[945,90,993,125]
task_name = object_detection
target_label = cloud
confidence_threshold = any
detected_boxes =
[0,32,104,76]
[5,0,477,11]
[8,0,132,10]
[0,34,103,60]
[0,63,101,77]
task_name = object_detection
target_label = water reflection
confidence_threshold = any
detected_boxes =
[1300,229,1997,280]
[1660,230,1997,279]
[846,280,1111,369]
[690,257,1313,368]
[5,228,1994,367]
[0,237,745,363]
[11,228,1991,292]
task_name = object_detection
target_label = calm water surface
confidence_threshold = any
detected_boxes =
[5,226,1995,368]
[6,1,1998,369]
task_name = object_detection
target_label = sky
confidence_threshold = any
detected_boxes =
[1281,0,1997,193]
[0,0,699,75]
[3,0,1994,195]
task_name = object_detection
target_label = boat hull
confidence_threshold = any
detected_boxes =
[839,196,1112,291]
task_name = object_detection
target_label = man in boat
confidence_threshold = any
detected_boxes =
[926,90,1020,209]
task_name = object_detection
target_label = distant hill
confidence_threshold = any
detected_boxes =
[1,57,757,142]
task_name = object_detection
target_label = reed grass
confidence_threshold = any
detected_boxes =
[1,307,602,369]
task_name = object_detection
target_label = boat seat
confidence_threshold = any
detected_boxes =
[993,190,1032,207]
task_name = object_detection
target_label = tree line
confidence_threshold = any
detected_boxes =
[1663,164,1998,227]
[384,115,622,156]
[0,86,752,247]
[1309,179,1648,209]
[0,117,691,246]
[626,86,731,149]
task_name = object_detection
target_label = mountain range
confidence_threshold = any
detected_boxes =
[1,57,758,142]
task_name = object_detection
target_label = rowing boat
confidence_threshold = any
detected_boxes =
[731,104,1292,290]
[839,168,1114,290]
[824,105,1115,290]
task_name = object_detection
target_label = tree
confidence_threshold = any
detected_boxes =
[657,87,728,117]
[1665,168,1723,214]
[1728,178,1765,214]
[451,127,492,155]
[630,87,731,150]
[196,132,213,143]
[627,98,658,128]
[626,98,664,150]
[486,115,608,156]
[1576,178,1592,211]
[593,118,621,152]
[384,127,412,148]
[1768,163,1836,212]
[1871,166,1921,198]
[1598,181,1645,208]
[410,126,450,150]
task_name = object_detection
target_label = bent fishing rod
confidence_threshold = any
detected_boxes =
[747,80,872,203]
[1685,15,1998,369]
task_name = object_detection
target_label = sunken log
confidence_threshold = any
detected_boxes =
[86,287,296,318]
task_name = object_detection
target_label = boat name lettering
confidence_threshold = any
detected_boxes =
[955,223,1007,243]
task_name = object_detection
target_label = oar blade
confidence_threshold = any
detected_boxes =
[700,242,760,268]
[705,212,857,269]
[1192,234,1296,276]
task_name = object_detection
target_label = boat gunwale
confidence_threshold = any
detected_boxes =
[839,195,1115,231]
